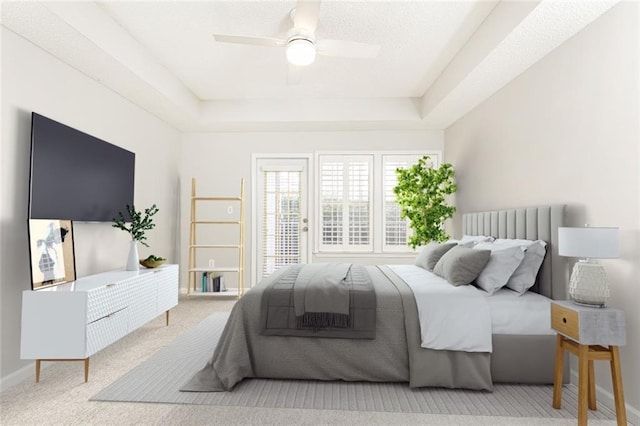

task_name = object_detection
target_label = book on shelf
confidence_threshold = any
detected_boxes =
[201,271,226,292]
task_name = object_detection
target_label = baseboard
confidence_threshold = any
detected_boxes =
[0,361,41,392]
[570,370,639,425]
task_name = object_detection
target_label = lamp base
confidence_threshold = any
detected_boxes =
[568,262,609,308]
[571,300,606,309]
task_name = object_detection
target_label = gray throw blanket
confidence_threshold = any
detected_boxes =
[293,263,352,329]
[261,263,376,339]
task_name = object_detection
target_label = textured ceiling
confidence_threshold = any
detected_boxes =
[0,1,620,131]
[97,1,486,100]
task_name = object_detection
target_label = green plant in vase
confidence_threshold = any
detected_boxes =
[113,204,159,270]
[393,156,457,249]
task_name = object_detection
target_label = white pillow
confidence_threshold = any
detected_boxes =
[458,235,494,248]
[494,239,547,295]
[472,242,526,295]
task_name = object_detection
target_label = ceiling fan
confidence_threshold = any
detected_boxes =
[212,0,380,67]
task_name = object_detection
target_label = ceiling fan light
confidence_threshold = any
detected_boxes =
[286,38,316,66]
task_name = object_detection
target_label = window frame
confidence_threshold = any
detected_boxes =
[317,154,374,253]
[315,150,441,255]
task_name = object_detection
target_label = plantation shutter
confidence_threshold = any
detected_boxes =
[319,155,373,252]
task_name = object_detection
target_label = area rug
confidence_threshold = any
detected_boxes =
[91,312,615,420]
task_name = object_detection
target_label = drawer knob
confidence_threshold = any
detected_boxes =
[562,317,567,324]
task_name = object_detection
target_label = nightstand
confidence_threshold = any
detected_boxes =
[550,300,627,426]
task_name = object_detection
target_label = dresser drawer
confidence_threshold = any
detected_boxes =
[86,308,128,356]
[156,266,179,312]
[551,303,579,341]
[127,274,158,331]
[86,282,128,323]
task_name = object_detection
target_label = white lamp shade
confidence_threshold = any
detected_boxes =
[558,227,619,259]
[286,38,316,66]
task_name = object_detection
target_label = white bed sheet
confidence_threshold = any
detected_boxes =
[390,265,554,350]
[488,288,554,335]
[389,264,492,353]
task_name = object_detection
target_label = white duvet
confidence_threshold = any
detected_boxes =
[389,264,492,353]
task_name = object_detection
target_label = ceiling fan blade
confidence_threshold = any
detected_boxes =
[293,0,321,34]
[316,39,380,59]
[213,34,286,48]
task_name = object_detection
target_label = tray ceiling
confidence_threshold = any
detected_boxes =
[0,1,619,131]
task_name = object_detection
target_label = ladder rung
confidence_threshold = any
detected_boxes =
[190,244,240,248]
[192,221,241,224]
[193,196,242,201]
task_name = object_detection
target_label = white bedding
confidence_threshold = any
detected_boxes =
[389,264,492,353]
[389,265,555,353]
[487,288,554,335]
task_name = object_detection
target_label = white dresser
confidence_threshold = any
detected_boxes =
[21,264,179,382]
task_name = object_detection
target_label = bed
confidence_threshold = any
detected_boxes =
[182,205,568,392]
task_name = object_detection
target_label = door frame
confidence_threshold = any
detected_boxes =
[251,153,314,287]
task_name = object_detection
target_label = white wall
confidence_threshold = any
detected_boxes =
[0,28,182,386]
[445,2,639,419]
[180,130,444,290]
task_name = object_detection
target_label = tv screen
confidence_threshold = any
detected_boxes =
[29,113,135,222]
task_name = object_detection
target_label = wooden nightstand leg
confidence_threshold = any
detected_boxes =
[609,346,627,426]
[552,334,564,409]
[588,359,596,410]
[35,359,41,383]
[578,344,589,426]
[166,310,170,326]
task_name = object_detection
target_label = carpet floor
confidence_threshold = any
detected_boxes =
[91,311,616,421]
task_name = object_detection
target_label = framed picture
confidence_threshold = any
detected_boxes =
[28,219,76,290]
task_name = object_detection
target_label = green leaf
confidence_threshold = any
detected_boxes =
[112,204,159,247]
[393,156,457,249]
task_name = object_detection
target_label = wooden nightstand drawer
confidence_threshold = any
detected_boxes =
[551,303,579,341]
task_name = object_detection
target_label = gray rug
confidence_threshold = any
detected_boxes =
[92,312,615,420]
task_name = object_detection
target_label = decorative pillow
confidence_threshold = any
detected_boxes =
[472,242,526,295]
[415,242,457,271]
[458,235,495,248]
[433,246,491,286]
[494,239,548,295]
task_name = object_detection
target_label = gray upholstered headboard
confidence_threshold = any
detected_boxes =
[461,205,567,300]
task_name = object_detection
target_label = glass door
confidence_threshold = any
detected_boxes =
[255,157,309,283]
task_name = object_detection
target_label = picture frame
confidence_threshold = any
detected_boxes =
[28,219,76,290]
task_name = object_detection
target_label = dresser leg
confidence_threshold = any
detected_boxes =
[588,360,597,410]
[35,358,88,383]
[166,310,170,326]
[35,359,41,383]
[578,344,589,426]
[552,334,564,409]
[609,346,627,426]
[84,358,90,383]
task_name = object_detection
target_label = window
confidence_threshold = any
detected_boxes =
[319,155,373,252]
[317,152,440,253]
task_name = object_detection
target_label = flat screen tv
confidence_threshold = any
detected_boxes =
[29,113,135,222]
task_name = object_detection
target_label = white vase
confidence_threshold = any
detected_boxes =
[126,240,139,271]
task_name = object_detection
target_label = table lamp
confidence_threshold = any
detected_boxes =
[558,226,619,307]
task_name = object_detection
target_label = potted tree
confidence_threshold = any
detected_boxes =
[393,156,457,249]
[113,204,159,270]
